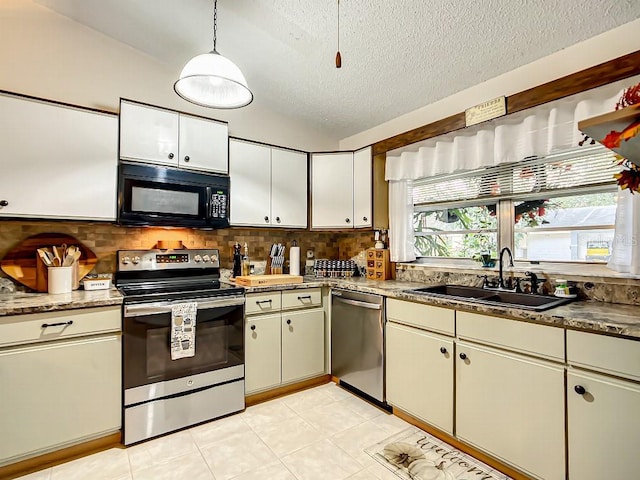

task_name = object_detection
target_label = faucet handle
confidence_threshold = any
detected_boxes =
[525,271,540,294]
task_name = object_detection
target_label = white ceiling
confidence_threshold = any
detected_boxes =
[34,0,640,141]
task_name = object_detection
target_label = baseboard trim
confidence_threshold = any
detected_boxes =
[392,408,534,480]
[245,374,331,407]
[0,432,122,480]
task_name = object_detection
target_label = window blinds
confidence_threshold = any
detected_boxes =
[413,145,620,207]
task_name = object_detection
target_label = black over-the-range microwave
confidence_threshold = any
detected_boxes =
[117,161,230,228]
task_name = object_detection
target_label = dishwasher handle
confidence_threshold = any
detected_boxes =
[332,296,381,310]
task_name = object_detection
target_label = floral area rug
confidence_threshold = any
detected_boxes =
[365,427,512,480]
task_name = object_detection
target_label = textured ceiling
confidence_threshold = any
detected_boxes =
[35,0,640,141]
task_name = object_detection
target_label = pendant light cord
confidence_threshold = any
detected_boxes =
[212,0,218,53]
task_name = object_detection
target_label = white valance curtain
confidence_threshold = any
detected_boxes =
[385,75,640,269]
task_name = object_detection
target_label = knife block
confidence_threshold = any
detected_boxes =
[267,256,284,275]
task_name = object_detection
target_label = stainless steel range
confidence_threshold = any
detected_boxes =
[116,249,245,445]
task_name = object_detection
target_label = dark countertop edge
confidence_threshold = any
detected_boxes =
[0,289,123,317]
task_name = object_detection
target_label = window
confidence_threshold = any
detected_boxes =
[412,146,620,263]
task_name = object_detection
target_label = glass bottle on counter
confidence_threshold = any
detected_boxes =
[242,243,250,276]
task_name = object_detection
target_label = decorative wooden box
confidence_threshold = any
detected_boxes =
[366,248,391,280]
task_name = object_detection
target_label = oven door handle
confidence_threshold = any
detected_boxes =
[124,296,245,317]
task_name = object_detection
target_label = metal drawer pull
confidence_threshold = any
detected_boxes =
[41,320,73,328]
[256,300,272,305]
[297,295,312,301]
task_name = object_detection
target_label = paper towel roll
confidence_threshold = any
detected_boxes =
[289,246,300,276]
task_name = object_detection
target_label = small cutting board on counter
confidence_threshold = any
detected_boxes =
[0,233,97,291]
[234,274,303,287]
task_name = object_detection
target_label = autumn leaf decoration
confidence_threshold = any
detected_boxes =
[606,83,640,194]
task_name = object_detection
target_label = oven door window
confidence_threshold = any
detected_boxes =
[124,304,244,389]
[123,179,206,219]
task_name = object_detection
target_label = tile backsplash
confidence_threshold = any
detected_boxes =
[0,220,376,283]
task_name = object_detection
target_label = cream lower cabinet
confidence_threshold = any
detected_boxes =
[245,289,325,395]
[456,341,565,480]
[566,330,640,480]
[386,322,454,434]
[0,307,121,466]
[245,313,282,393]
[281,309,325,384]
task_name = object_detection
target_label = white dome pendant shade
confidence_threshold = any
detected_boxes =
[173,0,253,109]
[174,49,253,109]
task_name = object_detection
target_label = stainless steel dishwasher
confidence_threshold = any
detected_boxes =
[331,289,388,407]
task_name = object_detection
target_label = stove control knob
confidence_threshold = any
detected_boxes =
[194,255,202,263]
[121,256,131,265]
[132,256,141,265]
[202,255,211,263]
[211,254,218,263]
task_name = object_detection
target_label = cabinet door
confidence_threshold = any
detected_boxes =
[271,148,307,228]
[0,94,118,220]
[386,322,453,434]
[311,152,353,228]
[229,140,271,226]
[119,101,179,166]
[178,114,228,174]
[282,309,325,384]
[353,146,372,228]
[0,335,121,464]
[245,313,281,394]
[456,341,565,480]
[567,370,640,480]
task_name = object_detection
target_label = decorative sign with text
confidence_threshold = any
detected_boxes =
[465,96,507,127]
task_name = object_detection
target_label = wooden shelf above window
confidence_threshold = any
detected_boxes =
[578,104,640,167]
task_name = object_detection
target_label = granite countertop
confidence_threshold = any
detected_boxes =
[241,277,640,340]
[0,288,123,316]
[2,277,638,340]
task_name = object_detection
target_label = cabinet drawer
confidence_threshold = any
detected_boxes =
[0,307,121,348]
[457,311,564,361]
[282,288,322,309]
[245,292,281,315]
[567,330,640,381]
[387,298,455,336]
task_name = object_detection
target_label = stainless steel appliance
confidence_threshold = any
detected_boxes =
[116,249,245,445]
[331,289,388,408]
[117,161,230,228]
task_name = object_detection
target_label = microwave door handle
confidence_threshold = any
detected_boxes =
[124,297,245,317]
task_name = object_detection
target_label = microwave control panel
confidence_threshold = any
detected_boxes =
[210,192,227,219]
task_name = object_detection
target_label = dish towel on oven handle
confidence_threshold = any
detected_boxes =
[171,302,197,360]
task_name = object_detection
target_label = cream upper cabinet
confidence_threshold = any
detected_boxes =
[456,341,565,480]
[566,330,640,480]
[120,100,228,173]
[230,139,307,228]
[353,146,372,228]
[0,93,118,221]
[229,140,271,226]
[178,113,228,173]
[311,148,372,229]
[311,152,354,228]
[271,148,308,228]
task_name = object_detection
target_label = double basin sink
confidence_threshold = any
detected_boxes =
[408,285,572,312]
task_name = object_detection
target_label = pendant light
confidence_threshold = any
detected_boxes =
[174,0,253,109]
[335,0,342,68]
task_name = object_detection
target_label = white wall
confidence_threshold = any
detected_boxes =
[339,18,640,151]
[0,0,337,152]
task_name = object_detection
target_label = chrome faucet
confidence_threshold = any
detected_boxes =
[498,247,514,289]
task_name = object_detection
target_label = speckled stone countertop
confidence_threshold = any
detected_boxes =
[237,277,640,340]
[3,278,639,340]
[0,288,123,316]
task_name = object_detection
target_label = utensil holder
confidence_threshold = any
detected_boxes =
[48,266,73,294]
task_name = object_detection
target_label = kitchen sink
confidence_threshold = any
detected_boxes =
[407,285,573,311]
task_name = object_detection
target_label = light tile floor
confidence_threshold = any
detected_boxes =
[17,383,412,480]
